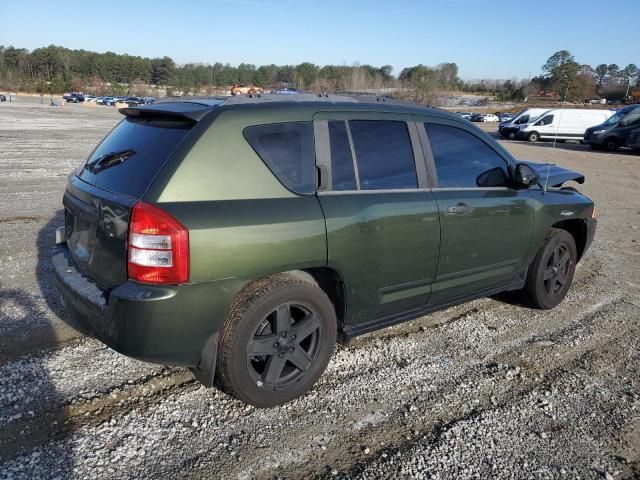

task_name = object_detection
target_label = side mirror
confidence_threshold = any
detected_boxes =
[515,163,539,188]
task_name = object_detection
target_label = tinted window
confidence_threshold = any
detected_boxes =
[514,114,529,124]
[244,122,315,194]
[536,115,554,126]
[621,111,640,127]
[328,121,357,190]
[425,124,510,188]
[77,117,194,198]
[349,120,417,190]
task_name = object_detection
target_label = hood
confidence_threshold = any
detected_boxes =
[520,161,585,188]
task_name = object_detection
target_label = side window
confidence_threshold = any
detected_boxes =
[425,124,510,188]
[328,121,357,190]
[620,112,640,127]
[349,120,417,190]
[515,115,529,125]
[535,115,553,126]
[244,122,315,194]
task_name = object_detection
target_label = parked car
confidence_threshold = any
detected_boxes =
[271,87,300,95]
[97,97,115,106]
[498,113,515,123]
[499,108,549,139]
[123,96,145,106]
[470,113,484,122]
[65,93,85,103]
[455,111,473,120]
[584,104,640,151]
[53,94,596,407]
[482,114,500,122]
[0,94,6,102]
[516,108,614,142]
[231,84,264,96]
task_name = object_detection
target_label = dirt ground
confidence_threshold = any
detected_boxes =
[0,97,639,480]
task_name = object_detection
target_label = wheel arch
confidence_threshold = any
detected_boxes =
[193,266,347,387]
[551,219,588,261]
[291,267,347,330]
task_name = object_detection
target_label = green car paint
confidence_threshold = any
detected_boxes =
[53,95,596,385]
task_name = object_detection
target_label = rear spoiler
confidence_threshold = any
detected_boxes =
[119,100,224,122]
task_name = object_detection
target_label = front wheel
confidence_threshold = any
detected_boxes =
[520,229,577,309]
[604,137,619,151]
[527,131,540,142]
[216,274,337,407]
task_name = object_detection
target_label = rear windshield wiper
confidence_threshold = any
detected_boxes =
[84,149,137,174]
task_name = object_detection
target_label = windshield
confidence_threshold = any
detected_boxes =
[77,117,194,198]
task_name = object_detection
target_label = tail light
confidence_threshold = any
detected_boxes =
[127,202,189,284]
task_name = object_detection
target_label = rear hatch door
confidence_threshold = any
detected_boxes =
[64,105,205,288]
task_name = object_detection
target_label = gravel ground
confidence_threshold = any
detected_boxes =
[0,98,639,480]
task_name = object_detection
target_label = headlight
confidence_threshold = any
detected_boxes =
[592,129,607,135]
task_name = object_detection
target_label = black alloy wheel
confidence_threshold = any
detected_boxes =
[521,228,577,309]
[216,274,337,407]
[247,302,322,390]
[542,243,572,298]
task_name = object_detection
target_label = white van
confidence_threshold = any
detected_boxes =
[499,108,549,139]
[517,108,614,142]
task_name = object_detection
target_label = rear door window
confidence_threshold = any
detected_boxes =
[425,123,510,188]
[349,120,417,190]
[244,122,315,194]
[77,117,194,198]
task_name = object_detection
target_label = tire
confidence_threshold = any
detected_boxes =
[507,131,516,140]
[604,137,619,151]
[520,228,577,309]
[216,274,337,407]
[527,131,540,142]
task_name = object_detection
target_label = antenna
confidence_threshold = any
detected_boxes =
[544,77,569,194]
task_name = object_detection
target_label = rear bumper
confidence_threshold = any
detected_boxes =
[52,243,242,374]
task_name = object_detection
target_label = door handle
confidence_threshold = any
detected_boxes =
[446,203,473,215]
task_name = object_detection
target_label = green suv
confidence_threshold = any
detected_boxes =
[53,94,596,407]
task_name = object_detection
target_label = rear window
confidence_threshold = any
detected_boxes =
[77,117,193,198]
[244,122,315,194]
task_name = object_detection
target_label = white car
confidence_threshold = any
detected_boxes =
[482,114,500,122]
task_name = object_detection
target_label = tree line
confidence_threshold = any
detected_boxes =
[0,45,637,102]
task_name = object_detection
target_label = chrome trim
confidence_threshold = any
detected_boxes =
[431,187,513,192]
[317,188,431,196]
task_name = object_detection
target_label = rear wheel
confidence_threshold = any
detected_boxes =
[520,229,577,309]
[527,131,540,142]
[216,274,337,407]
